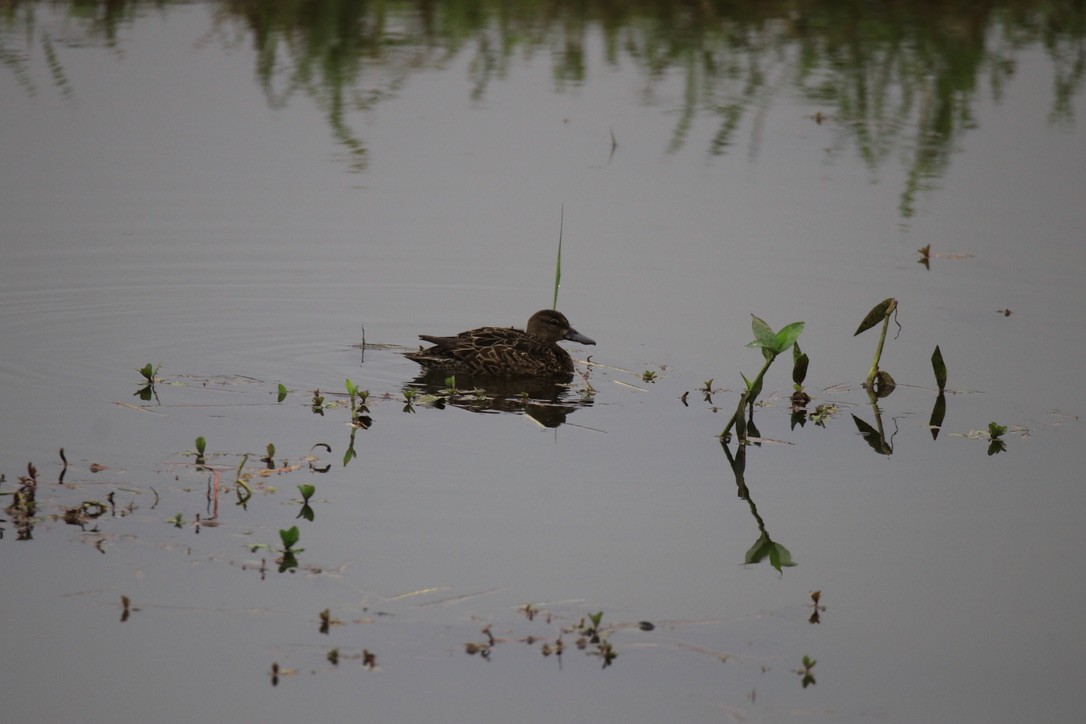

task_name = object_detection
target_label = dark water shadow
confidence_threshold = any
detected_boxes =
[407,371,594,428]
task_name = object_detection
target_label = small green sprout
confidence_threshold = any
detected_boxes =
[297,484,316,521]
[138,363,160,383]
[721,315,804,442]
[279,525,300,552]
[796,655,817,687]
[987,422,1008,455]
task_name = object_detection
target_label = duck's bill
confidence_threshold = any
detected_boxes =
[565,329,596,345]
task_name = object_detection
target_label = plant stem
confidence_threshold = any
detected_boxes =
[721,354,775,441]
[864,312,891,388]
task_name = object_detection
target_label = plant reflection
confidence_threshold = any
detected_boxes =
[5,1,1083,216]
[720,439,796,574]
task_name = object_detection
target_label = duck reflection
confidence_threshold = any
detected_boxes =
[407,371,594,428]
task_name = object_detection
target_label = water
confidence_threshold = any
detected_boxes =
[2,2,1085,722]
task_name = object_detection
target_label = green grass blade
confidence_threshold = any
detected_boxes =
[553,204,563,310]
[556,204,564,308]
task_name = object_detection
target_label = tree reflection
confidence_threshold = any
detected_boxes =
[5,0,1084,213]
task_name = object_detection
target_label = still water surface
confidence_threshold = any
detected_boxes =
[2,2,1085,722]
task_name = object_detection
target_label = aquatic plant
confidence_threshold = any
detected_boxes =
[261,443,276,469]
[297,484,315,521]
[235,453,253,502]
[721,315,805,443]
[929,346,948,439]
[135,362,161,401]
[931,345,947,392]
[795,655,817,688]
[138,362,160,383]
[808,590,825,624]
[986,422,1008,455]
[854,298,898,397]
[553,204,563,310]
[277,383,288,402]
[278,525,301,572]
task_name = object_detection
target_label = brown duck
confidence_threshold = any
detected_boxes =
[405,309,596,378]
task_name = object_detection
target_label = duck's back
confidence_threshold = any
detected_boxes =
[408,326,573,377]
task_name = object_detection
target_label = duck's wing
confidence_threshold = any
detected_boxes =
[418,326,523,355]
[416,327,559,375]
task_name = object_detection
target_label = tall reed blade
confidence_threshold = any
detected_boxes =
[553,204,563,310]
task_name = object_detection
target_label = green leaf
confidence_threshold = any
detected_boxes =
[279,526,300,549]
[744,533,772,565]
[345,378,358,397]
[988,422,1007,438]
[266,443,276,458]
[767,542,795,572]
[931,346,947,390]
[298,484,315,501]
[854,298,896,336]
[195,436,206,456]
[750,315,776,350]
[773,321,805,354]
[793,352,809,386]
[277,383,288,402]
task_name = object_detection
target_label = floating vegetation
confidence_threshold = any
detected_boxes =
[917,244,974,269]
[795,655,817,688]
[462,607,626,668]
[318,608,342,634]
[985,422,1008,455]
[297,484,315,521]
[277,525,301,572]
[930,346,948,439]
[136,362,161,402]
[808,591,825,625]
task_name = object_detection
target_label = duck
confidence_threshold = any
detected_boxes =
[404,309,596,378]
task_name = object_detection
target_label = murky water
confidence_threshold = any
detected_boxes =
[3,2,1085,722]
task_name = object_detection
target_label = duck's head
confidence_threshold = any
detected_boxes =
[526,309,596,346]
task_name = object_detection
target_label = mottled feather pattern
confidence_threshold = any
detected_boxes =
[405,310,595,378]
